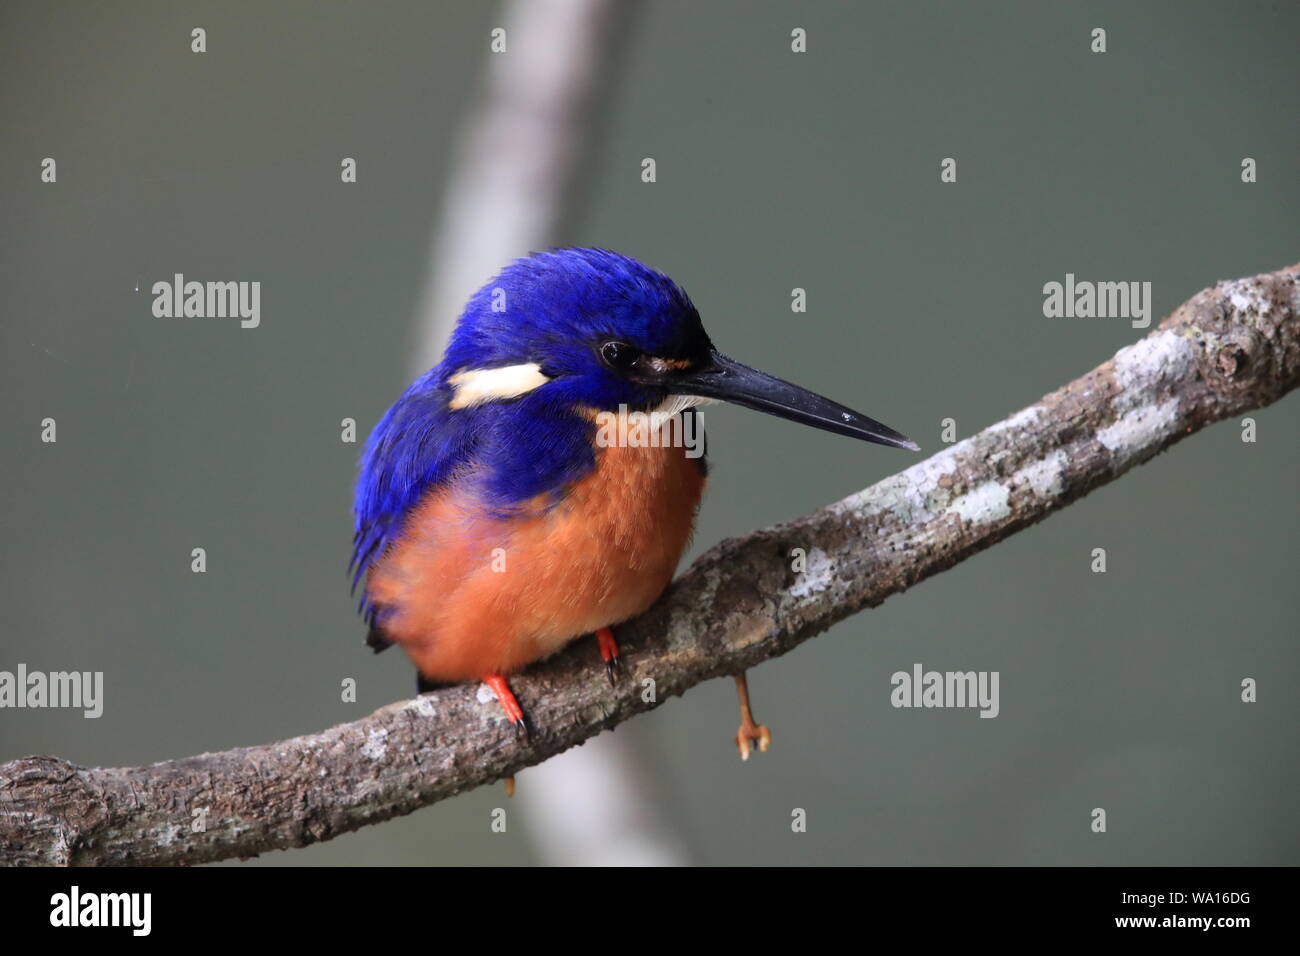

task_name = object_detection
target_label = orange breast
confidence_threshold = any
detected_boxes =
[365,433,706,680]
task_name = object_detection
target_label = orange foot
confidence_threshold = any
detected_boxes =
[596,626,622,684]
[733,672,772,761]
[484,673,529,738]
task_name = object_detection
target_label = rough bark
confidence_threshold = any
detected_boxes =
[2,263,1296,866]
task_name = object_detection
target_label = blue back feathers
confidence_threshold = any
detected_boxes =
[350,249,710,608]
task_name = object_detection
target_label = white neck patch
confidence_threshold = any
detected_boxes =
[447,363,551,409]
[646,393,714,430]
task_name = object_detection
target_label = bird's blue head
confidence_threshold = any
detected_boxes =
[438,248,713,414]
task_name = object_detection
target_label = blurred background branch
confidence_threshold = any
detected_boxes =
[407,0,687,866]
[413,0,631,368]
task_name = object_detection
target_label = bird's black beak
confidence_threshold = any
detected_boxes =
[667,350,919,451]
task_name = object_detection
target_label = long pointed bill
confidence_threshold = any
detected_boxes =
[669,351,919,451]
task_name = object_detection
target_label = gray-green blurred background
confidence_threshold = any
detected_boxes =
[2,0,1296,865]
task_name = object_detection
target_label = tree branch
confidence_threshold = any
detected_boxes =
[3,264,1297,866]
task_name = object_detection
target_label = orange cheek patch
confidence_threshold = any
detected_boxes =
[366,442,706,681]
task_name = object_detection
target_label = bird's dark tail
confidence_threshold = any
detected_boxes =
[365,625,393,654]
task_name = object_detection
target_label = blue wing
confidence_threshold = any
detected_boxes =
[350,370,599,626]
[350,371,475,621]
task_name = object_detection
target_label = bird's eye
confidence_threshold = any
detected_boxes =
[599,340,643,372]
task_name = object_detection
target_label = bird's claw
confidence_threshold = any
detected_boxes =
[732,671,771,761]
[484,674,531,741]
[735,719,772,761]
[596,627,623,687]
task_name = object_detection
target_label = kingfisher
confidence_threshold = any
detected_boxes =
[352,248,917,758]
